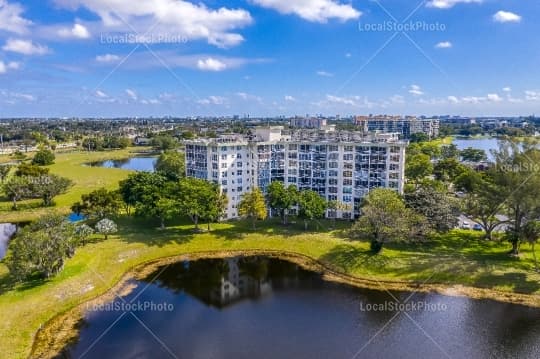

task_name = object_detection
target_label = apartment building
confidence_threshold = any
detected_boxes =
[355,115,440,139]
[185,127,407,220]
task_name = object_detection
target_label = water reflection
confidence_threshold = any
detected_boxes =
[88,157,157,172]
[58,256,540,359]
[0,223,17,260]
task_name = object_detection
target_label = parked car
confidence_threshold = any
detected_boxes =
[473,224,483,231]
[461,222,471,230]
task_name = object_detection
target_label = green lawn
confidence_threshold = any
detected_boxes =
[0,148,151,223]
[0,216,539,359]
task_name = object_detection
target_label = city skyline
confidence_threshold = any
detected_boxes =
[0,0,539,117]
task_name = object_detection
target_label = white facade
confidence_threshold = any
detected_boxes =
[185,128,407,220]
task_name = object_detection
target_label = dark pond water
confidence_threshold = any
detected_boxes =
[88,157,157,172]
[59,256,540,359]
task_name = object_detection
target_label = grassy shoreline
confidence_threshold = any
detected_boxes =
[29,247,540,359]
[1,217,539,359]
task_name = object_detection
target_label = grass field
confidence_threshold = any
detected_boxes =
[0,216,539,359]
[0,148,151,223]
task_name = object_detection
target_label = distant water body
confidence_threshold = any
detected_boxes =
[0,223,17,260]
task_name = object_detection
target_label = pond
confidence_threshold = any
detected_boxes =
[88,157,157,172]
[452,137,500,160]
[58,256,540,359]
[0,223,17,260]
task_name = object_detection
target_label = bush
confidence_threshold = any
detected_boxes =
[32,149,55,166]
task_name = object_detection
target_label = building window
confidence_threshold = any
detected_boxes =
[222,180,227,185]
[343,179,352,186]
[329,162,338,169]
[343,154,353,161]
[343,171,353,178]
[343,195,352,202]
[221,154,227,160]
[221,163,227,168]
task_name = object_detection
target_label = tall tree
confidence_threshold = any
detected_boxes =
[297,190,327,230]
[405,153,433,184]
[177,177,223,230]
[119,172,166,215]
[350,189,428,253]
[32,148,55,166]
[155,151,185,180]
[3,176,31,210]
[6,214,77,280]
[32,174,72,206]
[266,181,298,225]
[404,185,459,233]
[72,188,122,221]
[238,188,268,229]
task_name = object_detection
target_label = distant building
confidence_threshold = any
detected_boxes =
[290,117,328,129]
[185,127,407,220]
[355,115,440,139]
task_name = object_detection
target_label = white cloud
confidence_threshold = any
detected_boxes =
[316,70,333,77]
[252,0,361,23]
[389,95,405,104]
[326,94,357,106]
[409,84,424,96]
[284,95,296,102]
[236,92,262,103]
[427,0,482,9]
[525,91,540,101]
[487,93,502,102]
[141,98,161,105]
[54,0,253,47]
[0,0,32,34]
[125,89,138,100]
[493,11,521,23]
[447,95,459,104]
[345,53,352,58]
[0,60,20,74]
[435,41,452,49]
[502,87,512,92]
[197,95,227,105]
[96,54,121,63]
[95,90,108,98]
[2,39,50,55]
[58,23,91,39]
[197,57,227,71]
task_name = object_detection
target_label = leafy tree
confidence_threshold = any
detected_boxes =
[522,221,540,271]
[3,176,31,210]
[155,151,185,180]
[138,181,179,229]
[405,153,433,184]
[32,174,72,206]
[405,185,459,233]
[462,174,506,240]
[32,148,55,166]
[266,181,298,225]
[95,218,118,240]
[151,135,177,151]
[350,189,428,253]
[177,177,224,230]
[440,144,460,159]
[0,164,12,182]
[238,188,268,229]
[433,158,468,183]
[297,190,327,230]
[72,188,122,221]
[419,142,442,159]
[15,163,49,177]
[6,214,77,280]
[492,142,540,254]
[460,147,487,162]
[74,224,95,246]
[82,137,103,151]
[119,172,166,215]
[410,133,429,143]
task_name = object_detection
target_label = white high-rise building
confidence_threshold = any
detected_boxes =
[185,127,407,220]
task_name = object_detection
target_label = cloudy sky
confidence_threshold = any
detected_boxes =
[0,0,538,117]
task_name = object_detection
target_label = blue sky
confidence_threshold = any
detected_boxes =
[0,0,539,117]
